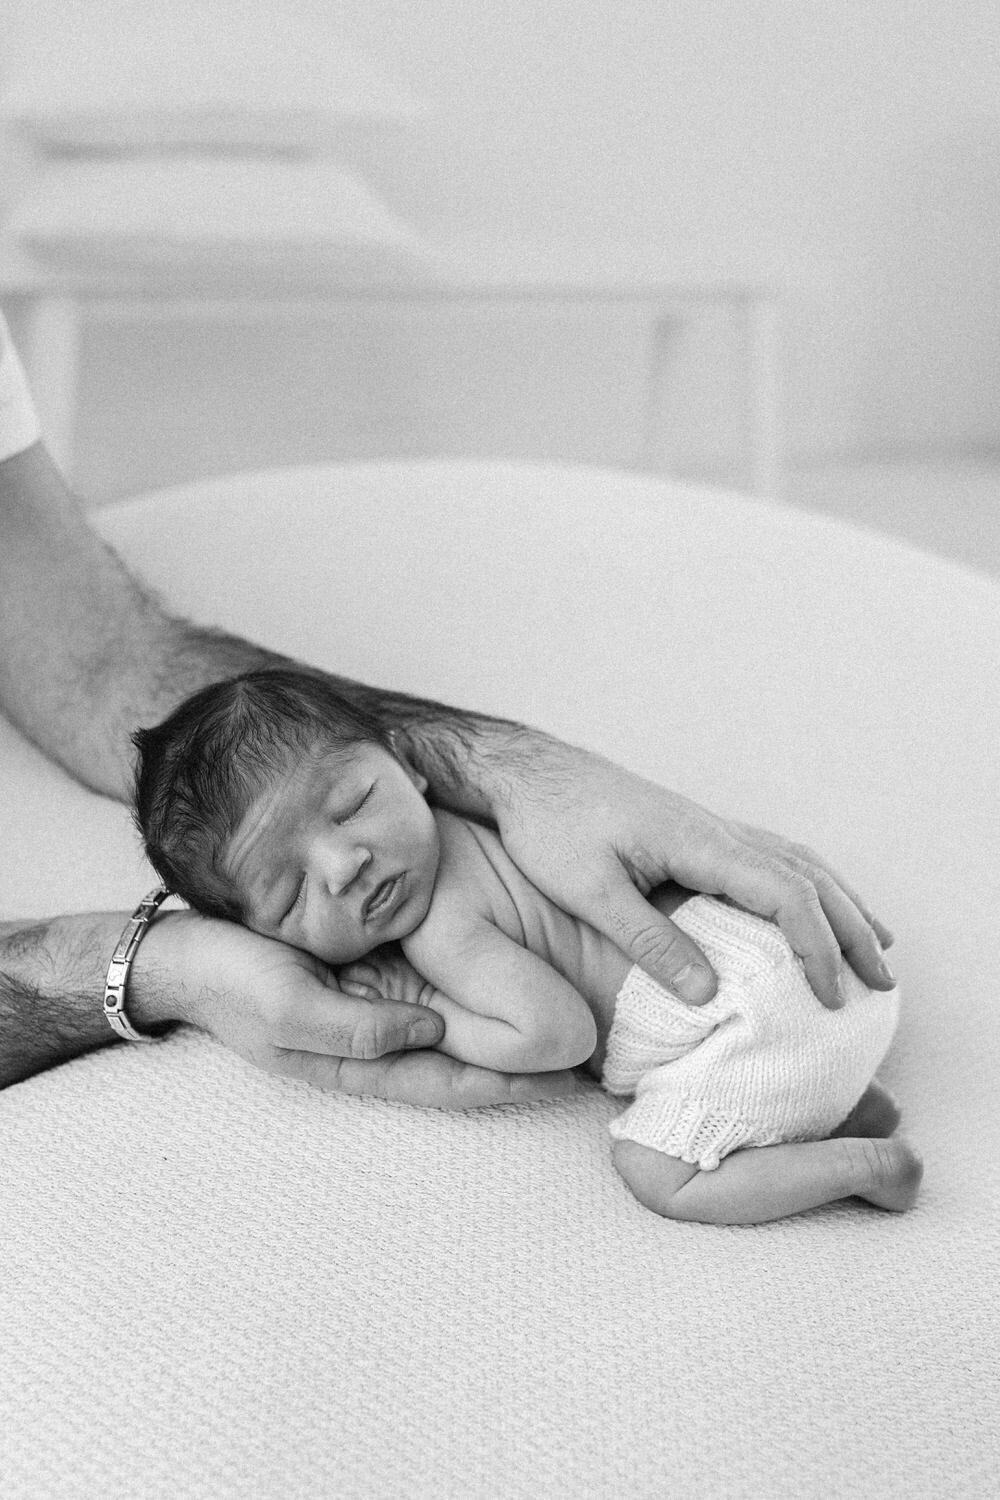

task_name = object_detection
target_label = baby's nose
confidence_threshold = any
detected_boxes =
[320,841,372,894]
[341,843,373,891]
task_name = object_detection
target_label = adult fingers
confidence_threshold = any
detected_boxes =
[728,827,896,993]
[772,844,896,990]
[688,839,854,1009]
[735,825,895,951]
[657,816,895,1009]
[584,877,718,1005]
[275,1046,578,1110]
[268,988,443,1059]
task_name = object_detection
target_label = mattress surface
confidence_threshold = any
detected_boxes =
[2,460,997,1497]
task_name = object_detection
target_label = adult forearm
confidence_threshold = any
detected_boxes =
[0,444,290,799]
[0,441,548,814]
[0,911,190,1089]
[0,913,123,1087]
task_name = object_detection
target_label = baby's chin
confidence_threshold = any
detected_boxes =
[386,869,436,944]
[401,876,434,930]
[312,873,435,965]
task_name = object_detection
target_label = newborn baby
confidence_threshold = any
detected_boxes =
[134,668,921,1224]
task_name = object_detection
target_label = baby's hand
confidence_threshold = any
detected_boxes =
[339,945,437,1009]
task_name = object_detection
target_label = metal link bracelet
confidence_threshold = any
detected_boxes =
[103,885,172,1042]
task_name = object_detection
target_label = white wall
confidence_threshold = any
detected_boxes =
[3,0,998,498]
[356,0,1000,457]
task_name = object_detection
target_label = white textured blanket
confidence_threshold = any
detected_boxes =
[2,461,998,1497]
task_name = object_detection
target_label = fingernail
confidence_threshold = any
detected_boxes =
[407,1016,441,1046]
[878,958,897,986]
[671,963,713,1004]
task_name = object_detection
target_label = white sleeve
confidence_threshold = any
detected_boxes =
[0,313,42,462]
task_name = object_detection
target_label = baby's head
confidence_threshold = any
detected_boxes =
[133,668,440,963]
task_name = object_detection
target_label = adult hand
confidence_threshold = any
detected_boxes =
[133,909,577,1108]
[493,740,896,1010]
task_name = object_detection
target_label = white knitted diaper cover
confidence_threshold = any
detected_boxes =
[603,896,900,1170]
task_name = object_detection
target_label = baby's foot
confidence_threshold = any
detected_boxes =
[831,1080,901,1139]
[854,1136,923,1212]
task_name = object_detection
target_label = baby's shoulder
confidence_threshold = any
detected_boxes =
[431,809,514,883]
[410,813,497,935]
[429,810,568,958]
[431,809,501,880]
[408,812,521,954]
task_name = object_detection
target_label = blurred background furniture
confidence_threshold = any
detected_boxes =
[0,236,781,494]
[0,0,782,498]
[0,0,426,476]
[4,2,997,555]
[2,459,997,1496]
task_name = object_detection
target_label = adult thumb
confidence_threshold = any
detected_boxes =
[600,885,718,1006]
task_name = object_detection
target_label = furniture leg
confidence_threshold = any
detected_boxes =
[637,313,682,476]
[735,294,782,498]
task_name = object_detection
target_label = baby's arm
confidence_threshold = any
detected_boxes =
[410,920,596,1072]
[363,916,593,1073]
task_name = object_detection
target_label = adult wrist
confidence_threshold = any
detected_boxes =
[473,724,586,820]
[123,908,201,1032]
[429,715,557,822]
[103,887,175,1040]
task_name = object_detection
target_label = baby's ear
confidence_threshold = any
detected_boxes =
[402,759,429,796]
[388,731,428,795]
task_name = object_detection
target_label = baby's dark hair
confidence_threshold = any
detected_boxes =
[133,668,392,921]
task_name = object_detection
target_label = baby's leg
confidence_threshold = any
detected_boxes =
[612,1134,923,1225]
[829,1079,901,1139]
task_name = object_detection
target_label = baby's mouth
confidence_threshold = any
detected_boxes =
[364,874,402,922]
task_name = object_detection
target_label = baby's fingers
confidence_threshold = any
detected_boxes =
[340,978,382,1002]
[338,959,385,994]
